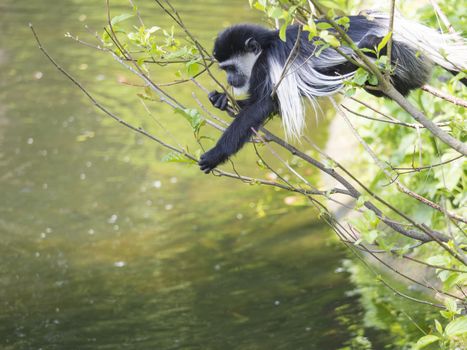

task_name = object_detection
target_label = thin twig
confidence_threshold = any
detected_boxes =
[309,0,467,155]
[385,84,467,155]
[393,155,463,172]
[386,0,396,78]
[128,0,145,27]
[429,0,456,34]
[263,128,451,244]
[341,104,448,129]
[29,23,195,162]
[346,243,445,309]
[336,100,466,225]
[360,244,464,301]
[422,84,467,108]
[349,96,397,121]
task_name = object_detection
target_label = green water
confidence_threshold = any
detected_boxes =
[0,1,385,349]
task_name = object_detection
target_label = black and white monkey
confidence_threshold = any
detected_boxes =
[198,11,466,173]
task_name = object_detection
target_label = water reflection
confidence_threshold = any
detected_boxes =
[1,0,370,349]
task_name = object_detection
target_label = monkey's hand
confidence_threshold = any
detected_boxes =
[199,147,228,174]
[208,90,229,111]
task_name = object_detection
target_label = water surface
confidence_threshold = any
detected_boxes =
[0,1,374,349]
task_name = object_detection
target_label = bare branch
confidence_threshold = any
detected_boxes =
[341,104,449,129]
[336,100,466,225]
[309,0,467,156]
[347,244,445,309]
[30,23,193,161]
[262,128,452,244]
[422,84,467,108]
[385,84,467,155]
[429,0,456,34]
[393,155,463,173]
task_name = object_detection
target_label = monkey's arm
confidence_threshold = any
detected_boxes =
[199,97,275,173]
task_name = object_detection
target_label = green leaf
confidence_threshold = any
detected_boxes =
[304,18,317,38]
[362,229,378,244]
[175,108,205,133]
[336,16,350,29]
[451,71,466,85]
[268,7,283,19]
[356,195,366,209]
[111,13,134,26]
[345,87,356,97]
[353,68,369,85]
[415,335,439,348]
[279,24,287,41]
[76,131,95,142]
[437,270,450,282]
[186,60,202,76]
[444,272,467,290]
[146,26,160,34]
[319,30,340,47]
[127,31,138,42]
[137,92,157,102]
[444,298,458,313]
[162,151,194,164]
[327,36,340,47]
[445,316,467,336]
[377,31,392,54]
[378,55,389,66]
[440,310,454,319]
[316,22,332,30]
[442,157,463,191]
[435,319,443,334]
[426,255,450,267]
[136,56,146,67]
[252,2,265,11]
[363,209,379,228]
[368,74,378,86]
[315,43,330,56]
[319,0,341,9]
[377,239,394,252]
[360,47,376,54]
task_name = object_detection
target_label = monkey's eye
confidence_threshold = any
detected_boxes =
[221,64,236,72]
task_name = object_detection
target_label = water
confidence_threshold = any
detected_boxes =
[0,1,375,349]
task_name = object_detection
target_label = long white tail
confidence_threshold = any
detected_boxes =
[375,13,467,71]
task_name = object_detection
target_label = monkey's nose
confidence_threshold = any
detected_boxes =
[227,76,236,86]
[227,76,245,88]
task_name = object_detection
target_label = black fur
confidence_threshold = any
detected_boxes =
[199,17,461,173]
[199,49,275,173]
[212,24,275,62]
[357,34,432,96]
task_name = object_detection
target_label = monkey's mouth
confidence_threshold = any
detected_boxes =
[227,75,247,88]
[229,82,245,88]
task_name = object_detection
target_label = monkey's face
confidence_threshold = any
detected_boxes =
[213,26,264,96]
[218,44,261,95]
[219,61,247,88]
[219,51,258,93]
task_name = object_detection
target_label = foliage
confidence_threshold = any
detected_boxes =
[52,0,467,348]
[102,14,203,78]
[249,1,467,349]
